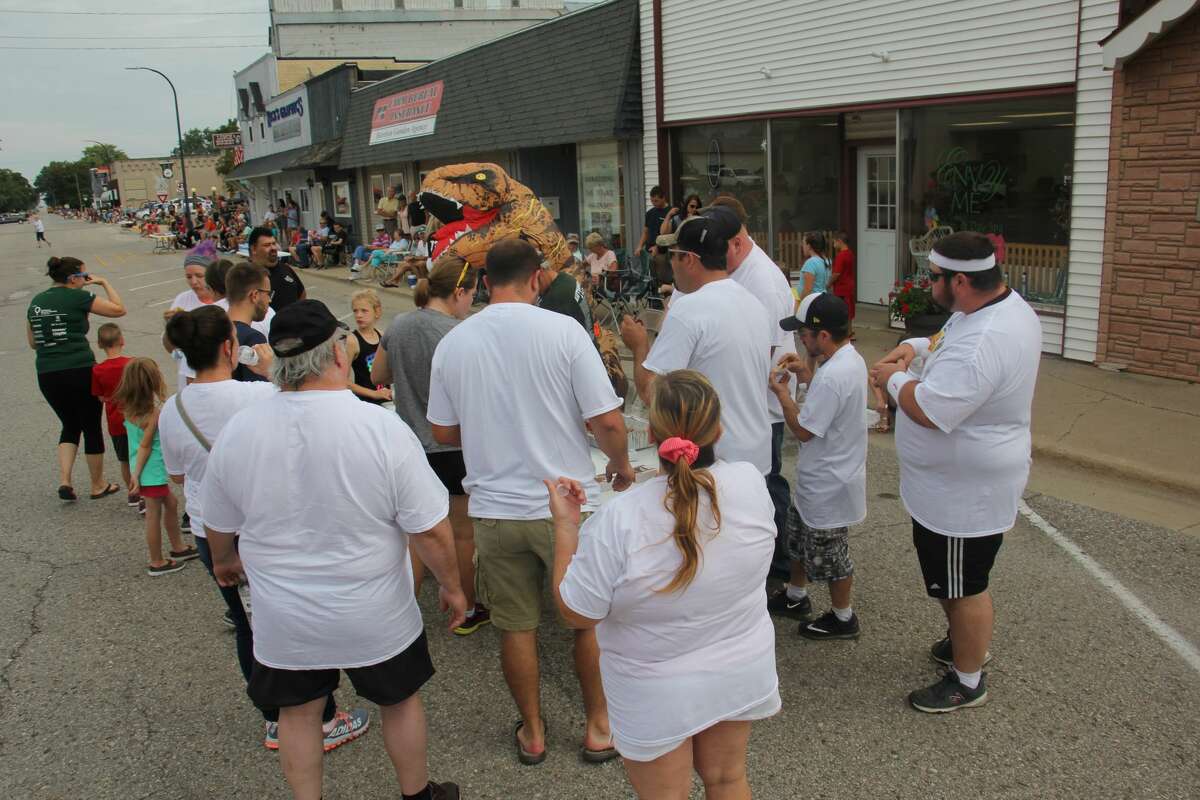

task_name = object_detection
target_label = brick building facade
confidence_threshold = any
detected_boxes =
[1097,7,1200,381]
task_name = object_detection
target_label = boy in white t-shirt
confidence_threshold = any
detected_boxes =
[770,293,867,640]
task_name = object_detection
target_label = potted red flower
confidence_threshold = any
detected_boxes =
[886,277,950,337]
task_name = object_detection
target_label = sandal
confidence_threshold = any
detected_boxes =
[89,483,120,500]
[58,485,77,502]
[514,720,548,766]
[580,738,619,764]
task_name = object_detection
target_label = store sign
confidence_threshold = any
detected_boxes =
[369,80,444,146]
[212,132,242,149]
[267,95,305,143]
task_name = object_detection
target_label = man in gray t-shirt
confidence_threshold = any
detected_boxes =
[376,308,459,453]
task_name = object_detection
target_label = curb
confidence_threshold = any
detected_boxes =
[1030,439,1200,496]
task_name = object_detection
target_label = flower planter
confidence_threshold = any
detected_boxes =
[903,312,952,338]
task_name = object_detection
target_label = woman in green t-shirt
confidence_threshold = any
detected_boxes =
[26,256,127,501]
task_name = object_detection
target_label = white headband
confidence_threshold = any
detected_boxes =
[929,251,996,272]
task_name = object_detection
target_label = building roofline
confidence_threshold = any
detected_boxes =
[1101,0,1200,68]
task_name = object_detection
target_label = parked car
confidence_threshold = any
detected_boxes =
[0,212,28,224]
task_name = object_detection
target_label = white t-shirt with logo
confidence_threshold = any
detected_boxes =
[896,290,1042,537]
[792,343,868,529]
[643,278,772,474]
[559,460,779,755]
[201,390,449,669]
[729,242,799,423]
[159,379,277,538]
[427,302,622,520]
[34,218,45,233]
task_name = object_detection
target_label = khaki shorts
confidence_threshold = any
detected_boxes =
[473,515,588,631]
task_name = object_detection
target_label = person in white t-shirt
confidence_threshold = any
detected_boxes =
[162,250,218,389]
[201,300,466,800]
[870,232,1041,714]
[770,293,868,640]
[549,369,779,796]
[426,239,635,765]
[159,305,374,754]
[706,197,800,578]
[621,213,773,475]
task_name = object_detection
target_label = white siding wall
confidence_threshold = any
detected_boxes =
[639,0,657,203]
[1063,0,1119,362]
[276,20,556,59]
[658,0,1081,122]
[1037,311,1065,355]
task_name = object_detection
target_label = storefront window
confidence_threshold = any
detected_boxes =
[577,141,625,249]
[770,117,840,267]
[671,120,767,238]
[899,95,1074,305]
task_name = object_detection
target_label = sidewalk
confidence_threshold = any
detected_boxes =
[304,263,1200,494]
[851,307,1200,495]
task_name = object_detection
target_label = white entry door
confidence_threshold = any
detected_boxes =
[857,148,897,306]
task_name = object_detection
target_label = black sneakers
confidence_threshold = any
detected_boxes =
[798,610,860,640]
[766,587,813,620]
[929,634,993,667]
[429,782,461,800]
[909,670,988,713]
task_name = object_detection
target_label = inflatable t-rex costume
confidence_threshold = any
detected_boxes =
[420,162,628,406]
[418,163,573,271]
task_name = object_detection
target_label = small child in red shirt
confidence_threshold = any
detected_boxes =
[91,323,138,507]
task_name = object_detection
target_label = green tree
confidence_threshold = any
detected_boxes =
[81,143,128,168]
[34,160,91,209]
[0,169,37,213]
[172,119,238,157]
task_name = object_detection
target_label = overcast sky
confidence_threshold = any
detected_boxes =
[0,0,272,182]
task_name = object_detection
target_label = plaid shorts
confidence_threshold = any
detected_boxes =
[785,506,854,582]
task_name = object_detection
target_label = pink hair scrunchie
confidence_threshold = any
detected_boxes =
[658,436,699,466]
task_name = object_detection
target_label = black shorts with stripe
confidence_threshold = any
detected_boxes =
[912,519,1003,599]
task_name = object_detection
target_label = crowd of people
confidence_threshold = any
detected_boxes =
[26,194,1041,798]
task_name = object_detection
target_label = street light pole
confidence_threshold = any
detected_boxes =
[126,66,192,232]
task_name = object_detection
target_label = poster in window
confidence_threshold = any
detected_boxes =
[370,174,384,204]
[333,181,351,217]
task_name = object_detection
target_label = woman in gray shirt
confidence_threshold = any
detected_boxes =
[371,254,490,634]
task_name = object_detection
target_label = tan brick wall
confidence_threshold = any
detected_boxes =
[1098,11,1200,382]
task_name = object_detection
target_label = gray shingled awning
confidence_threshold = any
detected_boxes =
[228,148,305,180]
[338,0,640,170]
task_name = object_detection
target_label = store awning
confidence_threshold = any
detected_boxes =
[228,148,305,180]
[290,138,343,169]
[1101,0,1200,68]
[338,0,640,170]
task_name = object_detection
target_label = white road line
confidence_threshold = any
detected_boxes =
[1019,500,1200,676]
[123,266,179,280]
[338,311,354,320]
[148,297,176,306]
[131,278,180,291]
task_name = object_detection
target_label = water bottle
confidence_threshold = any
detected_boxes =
[238,581,252,617]
[238,345,259,366]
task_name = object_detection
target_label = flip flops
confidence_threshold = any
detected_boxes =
[580,739,619,764]
[58,485,77,502]
[514,720,548,766]
[89,483,121,500]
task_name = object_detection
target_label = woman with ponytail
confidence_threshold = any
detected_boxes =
[371,253,492,634]
[26,256,126,501]
[549,369,779,797]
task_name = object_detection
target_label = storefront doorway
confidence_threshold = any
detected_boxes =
[856,147,897,307]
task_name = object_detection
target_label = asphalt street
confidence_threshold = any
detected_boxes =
[1,218,1198,799]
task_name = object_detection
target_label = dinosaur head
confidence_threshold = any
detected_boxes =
[420,163,512,221]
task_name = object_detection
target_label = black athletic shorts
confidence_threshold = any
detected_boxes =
[912,519,1003,600]
[247,631,434,710]
[426,450,466,496]
[111,433,129,463]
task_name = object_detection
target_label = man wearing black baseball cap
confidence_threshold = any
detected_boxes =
[203,298,467,799]
[620,215,773,474]
[770,293,868,639]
